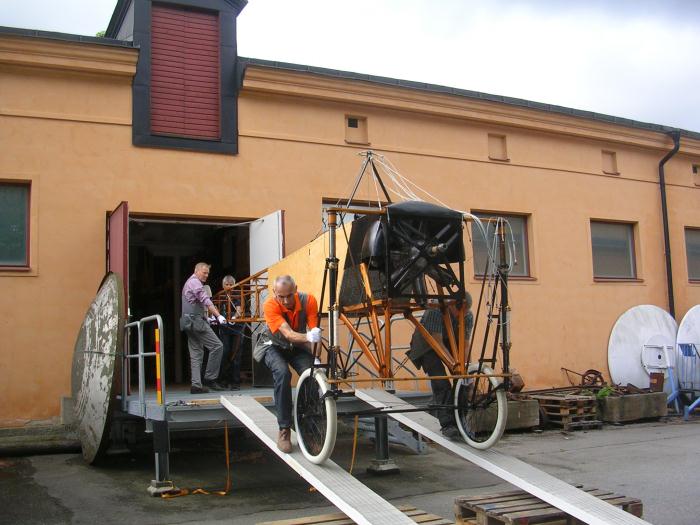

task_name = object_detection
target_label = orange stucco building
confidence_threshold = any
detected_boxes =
[1,0,699,427]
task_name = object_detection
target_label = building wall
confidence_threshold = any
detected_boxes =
[1,35,699,425]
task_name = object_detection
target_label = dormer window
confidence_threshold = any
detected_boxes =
[150,4,220,140]
[108,0,245,154]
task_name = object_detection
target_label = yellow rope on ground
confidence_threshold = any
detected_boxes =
[349,415,359,475]
[161,420,232,498]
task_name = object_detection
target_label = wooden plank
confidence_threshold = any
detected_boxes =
[502,496,641,523]
[456,489,642,525]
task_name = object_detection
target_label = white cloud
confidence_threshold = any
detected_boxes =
[1,0,698,130]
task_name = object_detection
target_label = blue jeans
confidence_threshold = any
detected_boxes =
[263,344,314,429]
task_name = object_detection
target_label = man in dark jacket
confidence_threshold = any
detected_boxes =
[407,293,473,438]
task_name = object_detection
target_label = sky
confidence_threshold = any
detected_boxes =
[1,0,699,132]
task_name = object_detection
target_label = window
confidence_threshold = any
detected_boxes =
[471,212,529,277]
[602,150,619,175]
[488,134,509,161]
[0,183,30,267]
[693,164,700,187]
[150,4,220,140]
[591,221,636,279]
[345,115,368,144]
[686,228,700,281]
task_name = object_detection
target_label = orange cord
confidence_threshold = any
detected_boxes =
[161,420,232,498]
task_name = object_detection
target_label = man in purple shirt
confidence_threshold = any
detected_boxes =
[180,262,227,394]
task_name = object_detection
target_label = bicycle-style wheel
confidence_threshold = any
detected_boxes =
[453,363,507,449]
[293,368,337,464]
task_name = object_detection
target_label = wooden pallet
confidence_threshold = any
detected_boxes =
[454,487,642,525]
[530,393,602,431]
[257,505,453,525]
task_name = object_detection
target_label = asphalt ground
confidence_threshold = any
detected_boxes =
[1,417,699,525]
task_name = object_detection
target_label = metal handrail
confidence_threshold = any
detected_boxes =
[122,314,166,416]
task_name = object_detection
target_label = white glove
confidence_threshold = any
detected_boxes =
[306,327,321,343]
[217,315,227,325]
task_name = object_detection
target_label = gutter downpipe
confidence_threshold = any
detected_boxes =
[658,130,681,318]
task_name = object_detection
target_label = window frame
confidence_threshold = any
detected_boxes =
[0,181,31,270]
[131,0,243,155]
[344,115,369,145]
[685,226,700,283]
[590,219,639,281]
[470,210,532,279]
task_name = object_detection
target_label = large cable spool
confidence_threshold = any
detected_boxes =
[71,272,125,464]
[676,305,700,395]
[607,304,677,394]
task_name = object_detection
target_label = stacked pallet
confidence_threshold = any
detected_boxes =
[530,391,602,431]
[454,487,643,525]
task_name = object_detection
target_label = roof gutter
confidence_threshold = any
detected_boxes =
[658,130,681,318]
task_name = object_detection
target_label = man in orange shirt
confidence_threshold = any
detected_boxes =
[253,275,321,453]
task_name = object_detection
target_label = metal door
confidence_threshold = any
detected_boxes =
[107,201,129,314]
[249,210,285,386]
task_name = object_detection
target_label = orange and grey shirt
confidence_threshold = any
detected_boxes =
[253,292,318,361]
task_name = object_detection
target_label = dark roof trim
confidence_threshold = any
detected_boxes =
[239,57,700,141]
[105,0,131,39]
[107,0,248,38]
[0,25,134,48]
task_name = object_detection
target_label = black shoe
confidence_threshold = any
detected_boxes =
[190,385,210,394]
[230,383,241,391]
[203,380,227,391]
[440,424,460,440]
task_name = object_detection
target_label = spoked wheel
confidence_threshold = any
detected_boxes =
[453,364,507,449]
[293,368,337,464]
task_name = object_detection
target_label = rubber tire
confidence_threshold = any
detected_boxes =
[293,368,337,464]
[453,364,507,450]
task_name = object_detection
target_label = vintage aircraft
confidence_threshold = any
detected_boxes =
[216,151,516,464]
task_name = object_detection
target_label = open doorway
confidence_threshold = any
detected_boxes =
[128,218,251,387]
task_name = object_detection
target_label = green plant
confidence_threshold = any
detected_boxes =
[596,386,614,399]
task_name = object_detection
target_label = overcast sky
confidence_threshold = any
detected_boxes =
[2,0,699,132]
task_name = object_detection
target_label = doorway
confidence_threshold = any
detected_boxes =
[128,218,251,387]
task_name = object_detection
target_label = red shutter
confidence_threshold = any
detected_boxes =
[151,4,220,140]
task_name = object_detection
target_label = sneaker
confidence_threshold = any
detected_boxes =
[440,424,460,440]
[277,428,292,453]
[190,385,210,394]
[202,380,227,392]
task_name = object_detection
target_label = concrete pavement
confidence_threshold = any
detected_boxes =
[1,417,698,524]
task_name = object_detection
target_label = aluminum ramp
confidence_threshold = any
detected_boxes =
[355,389,651,525]
[220,395,414,525]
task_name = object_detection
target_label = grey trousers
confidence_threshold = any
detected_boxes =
[186,324,223,387]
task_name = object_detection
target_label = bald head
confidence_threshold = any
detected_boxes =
[273,275,297,308]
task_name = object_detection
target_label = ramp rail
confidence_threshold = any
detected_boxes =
[355,388,652,525]
[221,394,415,525]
